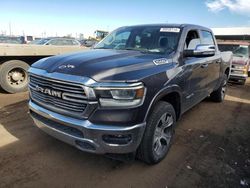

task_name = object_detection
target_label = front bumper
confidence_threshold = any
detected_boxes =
[29,101,146,154]
[229,73,248,81]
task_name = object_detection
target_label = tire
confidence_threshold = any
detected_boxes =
[137,101,176,164]
[0,60,30,93]
[210,74,228,102]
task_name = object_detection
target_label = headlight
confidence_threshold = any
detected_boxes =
[234,65,245,69]
[110,88,144,100]
[94,83,146,108]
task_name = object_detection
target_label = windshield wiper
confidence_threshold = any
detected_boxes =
[94,47,110,49]
[123,48,150,53]
[124,48,140,51]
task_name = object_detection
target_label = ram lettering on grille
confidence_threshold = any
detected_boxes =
[35,85,62,98]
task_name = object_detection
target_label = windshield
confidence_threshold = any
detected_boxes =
[94,26,181,54]
[29,39,40,44]
[233,46,249,58]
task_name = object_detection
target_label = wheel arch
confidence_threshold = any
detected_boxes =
[144,85,182,122]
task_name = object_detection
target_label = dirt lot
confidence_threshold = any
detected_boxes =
[0,79,250,188]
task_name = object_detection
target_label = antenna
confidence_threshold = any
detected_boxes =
[9,21,12,36]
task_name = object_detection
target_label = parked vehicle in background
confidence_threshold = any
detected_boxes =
[28,39,41,44]
[0,36,25,44]
[0,43,87,93]
[218,41,250,84]
[94,30,109,40]
[28,24,232,164]
[81,39,97,47]
[29,37,81,46]
[80,30,109,47]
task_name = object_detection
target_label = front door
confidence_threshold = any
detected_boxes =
[182,30,209,112]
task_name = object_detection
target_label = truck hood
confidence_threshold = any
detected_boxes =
[232,55,249,65]
[32,49,173,82]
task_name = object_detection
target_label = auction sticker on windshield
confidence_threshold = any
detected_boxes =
[160,28,180,33]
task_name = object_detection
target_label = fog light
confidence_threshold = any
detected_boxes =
[102,134,132,145]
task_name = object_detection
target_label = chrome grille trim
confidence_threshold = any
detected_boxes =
[28,68,98,118]
[30,87,87,113]
[31,91,86,111]
[29,85,89,105]
[62,93,87,103]
[29,75,87,96]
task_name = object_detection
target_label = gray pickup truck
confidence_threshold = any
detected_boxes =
[28,24,232,164]
[218,41,249,85]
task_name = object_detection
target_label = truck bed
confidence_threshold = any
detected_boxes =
[0,44,88,56]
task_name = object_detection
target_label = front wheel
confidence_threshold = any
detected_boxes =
[137,101,176,164]
[210,74,228,102]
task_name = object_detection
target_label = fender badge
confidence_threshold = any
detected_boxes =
[153,58,169,65]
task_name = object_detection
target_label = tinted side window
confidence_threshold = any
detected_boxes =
[49,39,73,45]
[48,39,61,45]
[61,39,72,45]
[71,40,79,45]
[201,31,215,45]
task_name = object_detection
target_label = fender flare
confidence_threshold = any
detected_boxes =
[143,84,183,122]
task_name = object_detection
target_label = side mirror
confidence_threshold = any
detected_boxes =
[184,44,215,57]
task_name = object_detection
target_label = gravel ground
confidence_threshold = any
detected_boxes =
[0,79,249,188]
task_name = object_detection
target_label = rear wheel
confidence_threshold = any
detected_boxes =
[0,60,30,93]
[137,101,176,164]
[210,74,228,102]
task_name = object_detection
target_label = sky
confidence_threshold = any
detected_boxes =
[1,0,250,38]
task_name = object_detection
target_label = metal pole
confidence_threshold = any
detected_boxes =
[9,22,12,36]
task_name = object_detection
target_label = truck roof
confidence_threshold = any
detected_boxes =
[123,24,212,31]
[42,37,76,40]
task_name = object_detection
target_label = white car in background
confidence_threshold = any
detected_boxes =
[29,37,81,46]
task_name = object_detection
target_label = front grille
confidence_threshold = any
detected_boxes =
[29,74,88,115]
